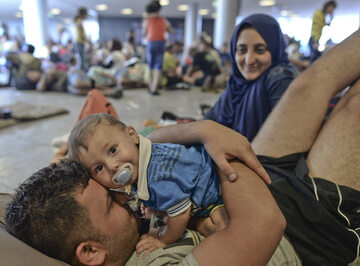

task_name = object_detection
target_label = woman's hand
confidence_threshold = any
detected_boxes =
[201,121,270,184]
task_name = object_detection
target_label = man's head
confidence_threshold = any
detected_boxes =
[323,1,337,15]
[145,0,161,14]
[5,159,139,265]
[23,44,35,54]
[68,113,140,189]
[78,7,88,19]
[199,35,212,52]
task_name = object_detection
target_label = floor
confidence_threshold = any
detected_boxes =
[0,87,222,194]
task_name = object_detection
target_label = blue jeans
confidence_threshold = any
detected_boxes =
[308,37,322,63]
[146,41,165,70]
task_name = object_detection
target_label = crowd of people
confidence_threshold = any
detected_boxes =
[0,0,326,100]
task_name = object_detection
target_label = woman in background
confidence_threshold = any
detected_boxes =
[204,14,298,142]
[142,0,173,95]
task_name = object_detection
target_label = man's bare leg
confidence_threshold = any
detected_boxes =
[150,69,161,93]
[252,30,360,158]
[305,79,360,190]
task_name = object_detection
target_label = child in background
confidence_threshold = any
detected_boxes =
[68,113,228,255]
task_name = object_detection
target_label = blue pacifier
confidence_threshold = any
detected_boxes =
[112,163,134,186]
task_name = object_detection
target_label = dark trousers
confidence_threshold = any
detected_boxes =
[308,37,322,63]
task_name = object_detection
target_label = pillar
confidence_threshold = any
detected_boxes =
[22,0,48,57]
[184,3,199,47]
[214,0,240,49]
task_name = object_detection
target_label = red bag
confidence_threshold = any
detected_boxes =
[53,89,119,163]
[75,89,119,123]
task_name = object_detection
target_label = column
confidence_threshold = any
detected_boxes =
[184,3,199,47]
[214,0,240,49]
[197,13,203,37]
[22,0,48,57]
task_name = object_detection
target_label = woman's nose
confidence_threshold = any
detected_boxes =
[245,51,256,64]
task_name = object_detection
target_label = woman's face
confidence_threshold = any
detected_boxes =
[235,28,272,80]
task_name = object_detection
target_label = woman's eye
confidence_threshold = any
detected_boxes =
[109,146,117,154]
[237,47,247,54]
[96,165,103,173]
[256,46,268,54]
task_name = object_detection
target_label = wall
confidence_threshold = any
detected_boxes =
[2,16,215,49]
[98,16,215,44]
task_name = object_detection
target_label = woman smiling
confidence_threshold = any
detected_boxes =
[204,14,298,142]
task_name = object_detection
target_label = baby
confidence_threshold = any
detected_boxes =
[68,113,228,254]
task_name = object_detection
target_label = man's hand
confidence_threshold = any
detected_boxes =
[147,120,271,184]
[202,121,271,184]
[135,228,166,258]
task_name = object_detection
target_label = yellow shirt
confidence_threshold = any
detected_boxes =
[75,17,86,43]
[163,51,177,73]
[311,9,329,43]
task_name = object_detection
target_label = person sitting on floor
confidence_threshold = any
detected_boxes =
[67,57,122,98]
[5,44,42,90]
[203,13,298,142]
[183,35,223,91]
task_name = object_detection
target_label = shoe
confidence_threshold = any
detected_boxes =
[200,104,212,116]
[175,82,191,90]
[161,111,178,120]
[110,88,123,99]
[148,89,160,96]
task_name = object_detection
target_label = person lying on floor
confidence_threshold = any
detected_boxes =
[203,14,298,142]
[6,27,360,265]
[67,113,236,255]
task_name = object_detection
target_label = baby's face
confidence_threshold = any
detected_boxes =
[79,123,139,189]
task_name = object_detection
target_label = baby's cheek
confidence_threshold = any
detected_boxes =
[96,175,123,190]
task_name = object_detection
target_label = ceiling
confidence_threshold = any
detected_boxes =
[0,0,359,21]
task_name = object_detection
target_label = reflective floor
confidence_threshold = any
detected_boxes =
[0,87,222,194]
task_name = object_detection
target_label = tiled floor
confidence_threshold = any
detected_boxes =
[0,87,222,194]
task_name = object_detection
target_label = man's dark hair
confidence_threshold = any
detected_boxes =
[68,113,126,163]
[24,44,35,54]
[78,7,88,17]
[5,159,96,265]
[145,0,161,13]
[166,43,174,52]
[111,38,122,52]
[70,56,77,66]
[75,7,88,20]
[323,1,337,12]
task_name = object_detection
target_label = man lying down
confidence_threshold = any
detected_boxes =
[6,27,360,265]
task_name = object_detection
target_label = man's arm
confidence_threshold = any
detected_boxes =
[165,19,174,35]
[192,161,286,265]
[142,19,148,39]
[147,120,270,184]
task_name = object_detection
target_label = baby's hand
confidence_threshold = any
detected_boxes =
[140,203,154,219]
[140,204,168,222]
[136,229,166,258]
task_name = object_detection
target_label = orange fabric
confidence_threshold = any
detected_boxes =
[147,17,166,41]
[76,89,119,123]
[53,89,119,163]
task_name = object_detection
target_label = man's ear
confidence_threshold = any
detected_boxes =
[75,241,107,265]
[127,126,140,145]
